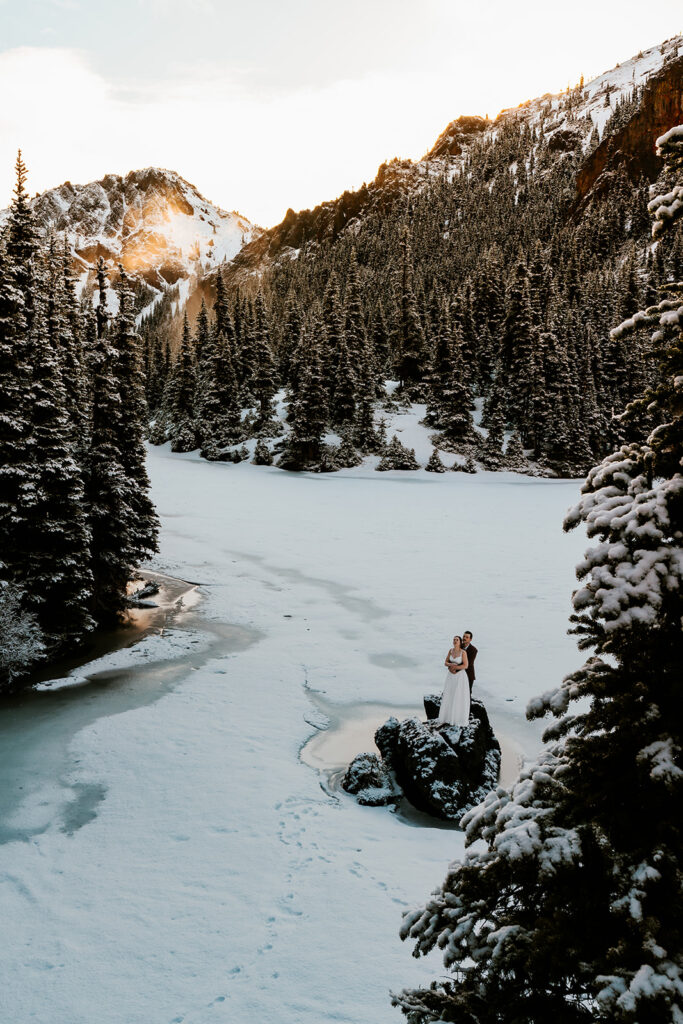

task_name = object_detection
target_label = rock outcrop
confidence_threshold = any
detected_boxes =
[576,52,683,204]
[342,698,501,822]
[0,167,258,292]
[340,752,401,807]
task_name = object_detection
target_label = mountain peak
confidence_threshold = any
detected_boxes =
[1,166,260,293]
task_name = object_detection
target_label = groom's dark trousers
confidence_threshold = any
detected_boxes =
[463,644,477,692]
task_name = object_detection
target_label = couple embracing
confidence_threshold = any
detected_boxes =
[436,630,477,728]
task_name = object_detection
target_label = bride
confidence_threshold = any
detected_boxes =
[436,635,470,727]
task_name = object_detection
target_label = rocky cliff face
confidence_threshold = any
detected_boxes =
[0,167,259,293]
[577,52,683,203]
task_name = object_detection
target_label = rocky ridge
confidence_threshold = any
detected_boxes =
[0,167,259,297]
[208,34,682,294]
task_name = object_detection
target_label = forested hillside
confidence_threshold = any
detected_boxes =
[144,37,683,477]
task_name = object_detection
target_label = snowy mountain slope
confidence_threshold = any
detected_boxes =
[0,167,260,293]
[214,33,682,291]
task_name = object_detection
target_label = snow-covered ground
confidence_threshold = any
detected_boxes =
[0,444,589,1024]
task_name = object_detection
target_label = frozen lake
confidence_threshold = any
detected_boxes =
[0,443,588,1023]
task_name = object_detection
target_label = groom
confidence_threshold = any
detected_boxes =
[462,630,477,693]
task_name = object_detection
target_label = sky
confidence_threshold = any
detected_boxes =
[0,1,682,227]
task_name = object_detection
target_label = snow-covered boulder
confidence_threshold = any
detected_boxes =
[346,700,501,822]
[341,752,401,806]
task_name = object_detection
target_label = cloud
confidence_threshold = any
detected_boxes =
[0,45,461,225]
[1,7,682,227]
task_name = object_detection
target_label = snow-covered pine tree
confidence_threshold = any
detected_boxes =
[85,302,137,620]
[111,266,159,561]
[331,334,357,426]
[425,448,446,473]
[213,270,231,340]
[440,317,475,442]
[0,244,33,580]
[193,296,210,366]
[44,235,87,445]
[479,400,505,470]
[4,151,38,321]
[279,317,328,470]
[252,438,273,465]
[0,572,45,692]
[376,435,419,471]
[279,293,304,387]
[502,259,538,431]
[166,313,198,452]
[370,300,391,377]
[197,323,243,458]
[393,228,427,396]
[19,276,94,646]
[336,429,362,468]
[238,299,258,400]
[321,273,345,400]
[424,297,454,427]
[344,250,368,375]
[504,430,529,472]
[394,124,683,1024]
[252,292,278,426]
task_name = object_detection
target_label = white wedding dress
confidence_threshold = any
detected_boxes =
[437,652,470,727]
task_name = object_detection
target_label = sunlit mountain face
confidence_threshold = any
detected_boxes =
[0,166,260,296]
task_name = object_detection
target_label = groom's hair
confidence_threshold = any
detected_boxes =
[463,630,473,639]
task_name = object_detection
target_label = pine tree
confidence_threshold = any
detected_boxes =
[479,400,505,470]
[45,236,87,444]
[0,574,45,692]
[280,293,304,386]
[504,430,529,472]
[197,326,242,457]
[213,270,231,339]
[85,302,134,620]
[167,313,198,452]
[194,297,211,365]
[425,448,446,473]
[252,439,273,465]
[252,293,278,426]
[321,274,345,399]
[21,283,94,644]
[376,435,419,471]
[5,151,38,319]
[336,430,362,468]
[395,123,683,1024]
[440,319,475,442]
[238,300,258,399]
[111,266,159,562]
[502,260,538,430]
[344,251,369,373]
[0,245,33,579]
[393,229,427,395]
[279,318,328,470]
[331,334,357,425]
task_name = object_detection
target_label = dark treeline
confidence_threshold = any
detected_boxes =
[0,153,159,690]
[144,83,681,476]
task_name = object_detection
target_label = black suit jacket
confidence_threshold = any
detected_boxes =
[463,643,477,690]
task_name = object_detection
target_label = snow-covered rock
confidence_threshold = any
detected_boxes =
[341,752,401,807]
[345,700,501,822]
[0,166,260,294]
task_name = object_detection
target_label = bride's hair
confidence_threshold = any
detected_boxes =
[453,635,462,645]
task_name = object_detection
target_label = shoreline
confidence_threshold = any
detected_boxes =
[22,569,200,694]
